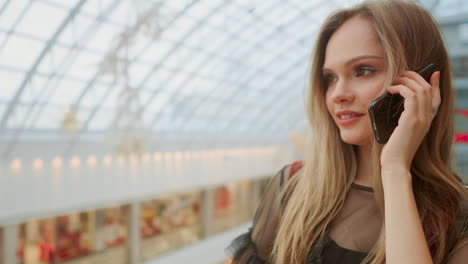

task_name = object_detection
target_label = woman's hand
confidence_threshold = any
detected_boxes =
[380,70,441,176]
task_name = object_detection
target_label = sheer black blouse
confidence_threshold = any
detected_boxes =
[226,163,468,264]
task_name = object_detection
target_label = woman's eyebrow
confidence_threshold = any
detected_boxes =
[323,55,384,72]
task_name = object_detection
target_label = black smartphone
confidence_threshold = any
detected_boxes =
[368,63,440,144]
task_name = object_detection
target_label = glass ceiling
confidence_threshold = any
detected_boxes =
[0,0,466,156]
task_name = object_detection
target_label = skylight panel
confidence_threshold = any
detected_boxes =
[85,23,122,52]
[15,1,67,39]
[0,0,30,30]
[87,107,113,131]
[47,78,85,106]
[0,70,23,101]
[0,35,45,70]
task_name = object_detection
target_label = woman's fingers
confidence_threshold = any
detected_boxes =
[402,71,432,92]
[387,84,418,124]
[386,69,441,130]
[430,71,441,110]
[393,75,429,121]
[395,70,441,118]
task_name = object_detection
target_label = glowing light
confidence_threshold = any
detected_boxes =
[70,156,81,169]
[117,155,125,167]
[10,159,22,173]
[142,153,150,163]
[153,152,162,162]
[52,157,63,169]
[129,154,138,166]
[87,156,97,167]
[103,155,113,167]
[32,159,44,171]
[174,152,182,161]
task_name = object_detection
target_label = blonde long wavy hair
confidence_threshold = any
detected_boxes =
[272,1,468,263]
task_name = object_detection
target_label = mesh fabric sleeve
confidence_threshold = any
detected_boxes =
[226,165,289,264]
[446,199,468,264]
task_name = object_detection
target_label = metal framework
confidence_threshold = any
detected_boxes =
[0,0,465,160]
[1,0,88,158]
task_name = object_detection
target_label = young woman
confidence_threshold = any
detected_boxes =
[227,0,468,263]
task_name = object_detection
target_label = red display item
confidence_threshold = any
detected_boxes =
[39,242,55,263]
[456,109,468,118]
[455,132,468,144]
[216,187,231,210]
[289,160,304,180]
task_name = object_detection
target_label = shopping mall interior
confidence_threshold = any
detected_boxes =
[0,0,467,263]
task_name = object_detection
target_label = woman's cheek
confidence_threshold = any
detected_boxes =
[365,81,386,104]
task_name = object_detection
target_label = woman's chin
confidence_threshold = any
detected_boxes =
[340,133,371,146]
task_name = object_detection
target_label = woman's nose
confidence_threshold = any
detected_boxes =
[330,80,355,103]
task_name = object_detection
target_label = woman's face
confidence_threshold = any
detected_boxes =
[324,15,387,146]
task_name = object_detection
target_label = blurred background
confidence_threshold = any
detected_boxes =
[0,0,466,263]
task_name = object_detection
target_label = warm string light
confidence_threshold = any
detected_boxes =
[87,155,97,168]
[210,150,215,160]
[32,159,44,171]
[164,152,172,162]
[70,156,81,169]
[52,157,63,169]
[103,155,113,167]
[174,152,182,162]
[10,159,22,173]
[4,148,272,174]
[142,152,151,163]
[153,152,162,163]
[117,155,126,167]
[164,152,173,172]
[129,154,138,166]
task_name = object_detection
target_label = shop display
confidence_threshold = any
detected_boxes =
[60,207,127,264]
[56,212,93,261]
[0,228,3,264]
[141,201,163,238]
[7,182,257,263]
[141,191,202,261]
[16,224,25,264]
[95,207,127,250]
[17,219,55,264]
[212,181,254,233]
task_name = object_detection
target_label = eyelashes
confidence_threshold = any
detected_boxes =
[323,74,338,84]
[355,65,377,77]
[322,65,378,86]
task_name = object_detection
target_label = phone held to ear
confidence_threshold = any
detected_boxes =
[368,63,440,144]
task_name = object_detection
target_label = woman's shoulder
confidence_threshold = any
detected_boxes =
[264,161,304,197]
[279,160,304,181]
[455,199,468,235]
[459,198,468,214]
[288,160,304,180]
[446,199,468,262]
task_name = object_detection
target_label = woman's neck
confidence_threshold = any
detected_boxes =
[354,144,374,187]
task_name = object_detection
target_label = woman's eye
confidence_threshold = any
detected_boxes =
[356,66,376,77]
[324,74,338,84]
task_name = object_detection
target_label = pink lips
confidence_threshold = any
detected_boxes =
[336,110,365,126]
